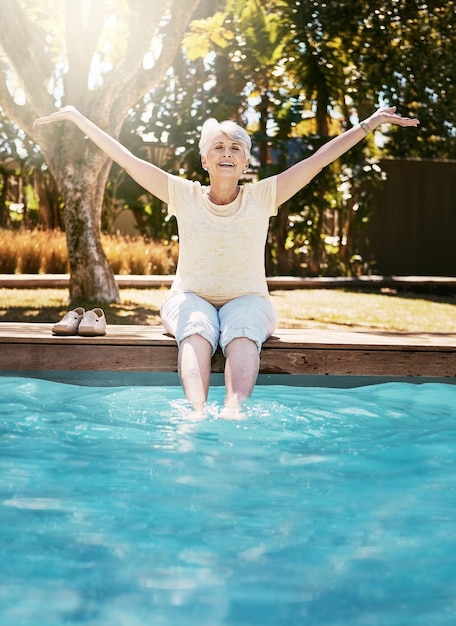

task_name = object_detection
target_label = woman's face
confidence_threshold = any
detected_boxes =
[201,132,249,180]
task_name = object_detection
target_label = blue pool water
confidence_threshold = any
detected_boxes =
[1,376,456,626]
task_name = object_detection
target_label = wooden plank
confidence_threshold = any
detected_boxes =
[0,322,173,345]
[2,274,456,290]
[3,342,456,377]
[259,347,456,377]
[1,323,455,349]
[2,344,177,372]
[322,349,456,378]
[264,328,456,349]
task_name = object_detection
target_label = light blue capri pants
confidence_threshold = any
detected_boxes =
[160,291,278,356]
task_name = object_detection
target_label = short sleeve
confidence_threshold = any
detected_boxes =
[167,175,198,217]
[245,175,278,217]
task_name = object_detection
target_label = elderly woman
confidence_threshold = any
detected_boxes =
[34,106,419,414]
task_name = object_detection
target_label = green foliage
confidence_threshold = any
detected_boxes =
[0,108,59,228]
[183,12,235,60]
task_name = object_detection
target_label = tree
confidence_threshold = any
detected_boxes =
[0,0,202,302]
[310,0,456,157]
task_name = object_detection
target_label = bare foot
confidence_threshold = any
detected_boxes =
[220,398,247,421]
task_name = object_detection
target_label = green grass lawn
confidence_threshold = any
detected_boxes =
[1,287,455,333]
[271,289,456,333]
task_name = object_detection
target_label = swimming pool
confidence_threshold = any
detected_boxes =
[1,375,456,625]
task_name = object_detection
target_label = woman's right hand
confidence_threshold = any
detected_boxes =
[33,106,79,127]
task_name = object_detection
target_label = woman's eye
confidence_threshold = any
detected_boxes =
[212,143,241,151]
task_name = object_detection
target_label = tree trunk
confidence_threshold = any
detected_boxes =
[275,200,292,275]
[61,165,119,304]
[52,129,119,303]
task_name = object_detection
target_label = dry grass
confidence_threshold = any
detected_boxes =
[0,230,178,275]
[0,230,68,274]
[1,286,455,333]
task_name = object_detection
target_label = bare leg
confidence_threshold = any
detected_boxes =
[178,334,212,412]
[223,337,259,412]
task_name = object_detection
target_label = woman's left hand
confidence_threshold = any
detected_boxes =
[367,106,420,129]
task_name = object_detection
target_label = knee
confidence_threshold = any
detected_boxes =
[179,334,214,359]
[225,336,260,359]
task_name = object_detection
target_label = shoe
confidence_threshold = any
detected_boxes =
[78,308,107,336]
[52,307,85,335]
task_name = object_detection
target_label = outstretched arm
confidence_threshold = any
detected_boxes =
[34,106,169,203]
[276,106,419,206]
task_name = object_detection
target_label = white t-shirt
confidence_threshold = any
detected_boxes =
[166,174,278,306]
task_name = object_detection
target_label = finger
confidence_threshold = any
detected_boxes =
[33,113,62,126]
[33,117,52,126]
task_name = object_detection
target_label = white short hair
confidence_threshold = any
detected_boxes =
[199,118,251,158]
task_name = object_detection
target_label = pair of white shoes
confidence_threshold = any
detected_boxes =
[52,307,107,336]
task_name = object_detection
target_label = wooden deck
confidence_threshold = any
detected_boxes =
[1,322,456,380]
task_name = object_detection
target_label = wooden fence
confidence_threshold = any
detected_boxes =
[366,158,456,276]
